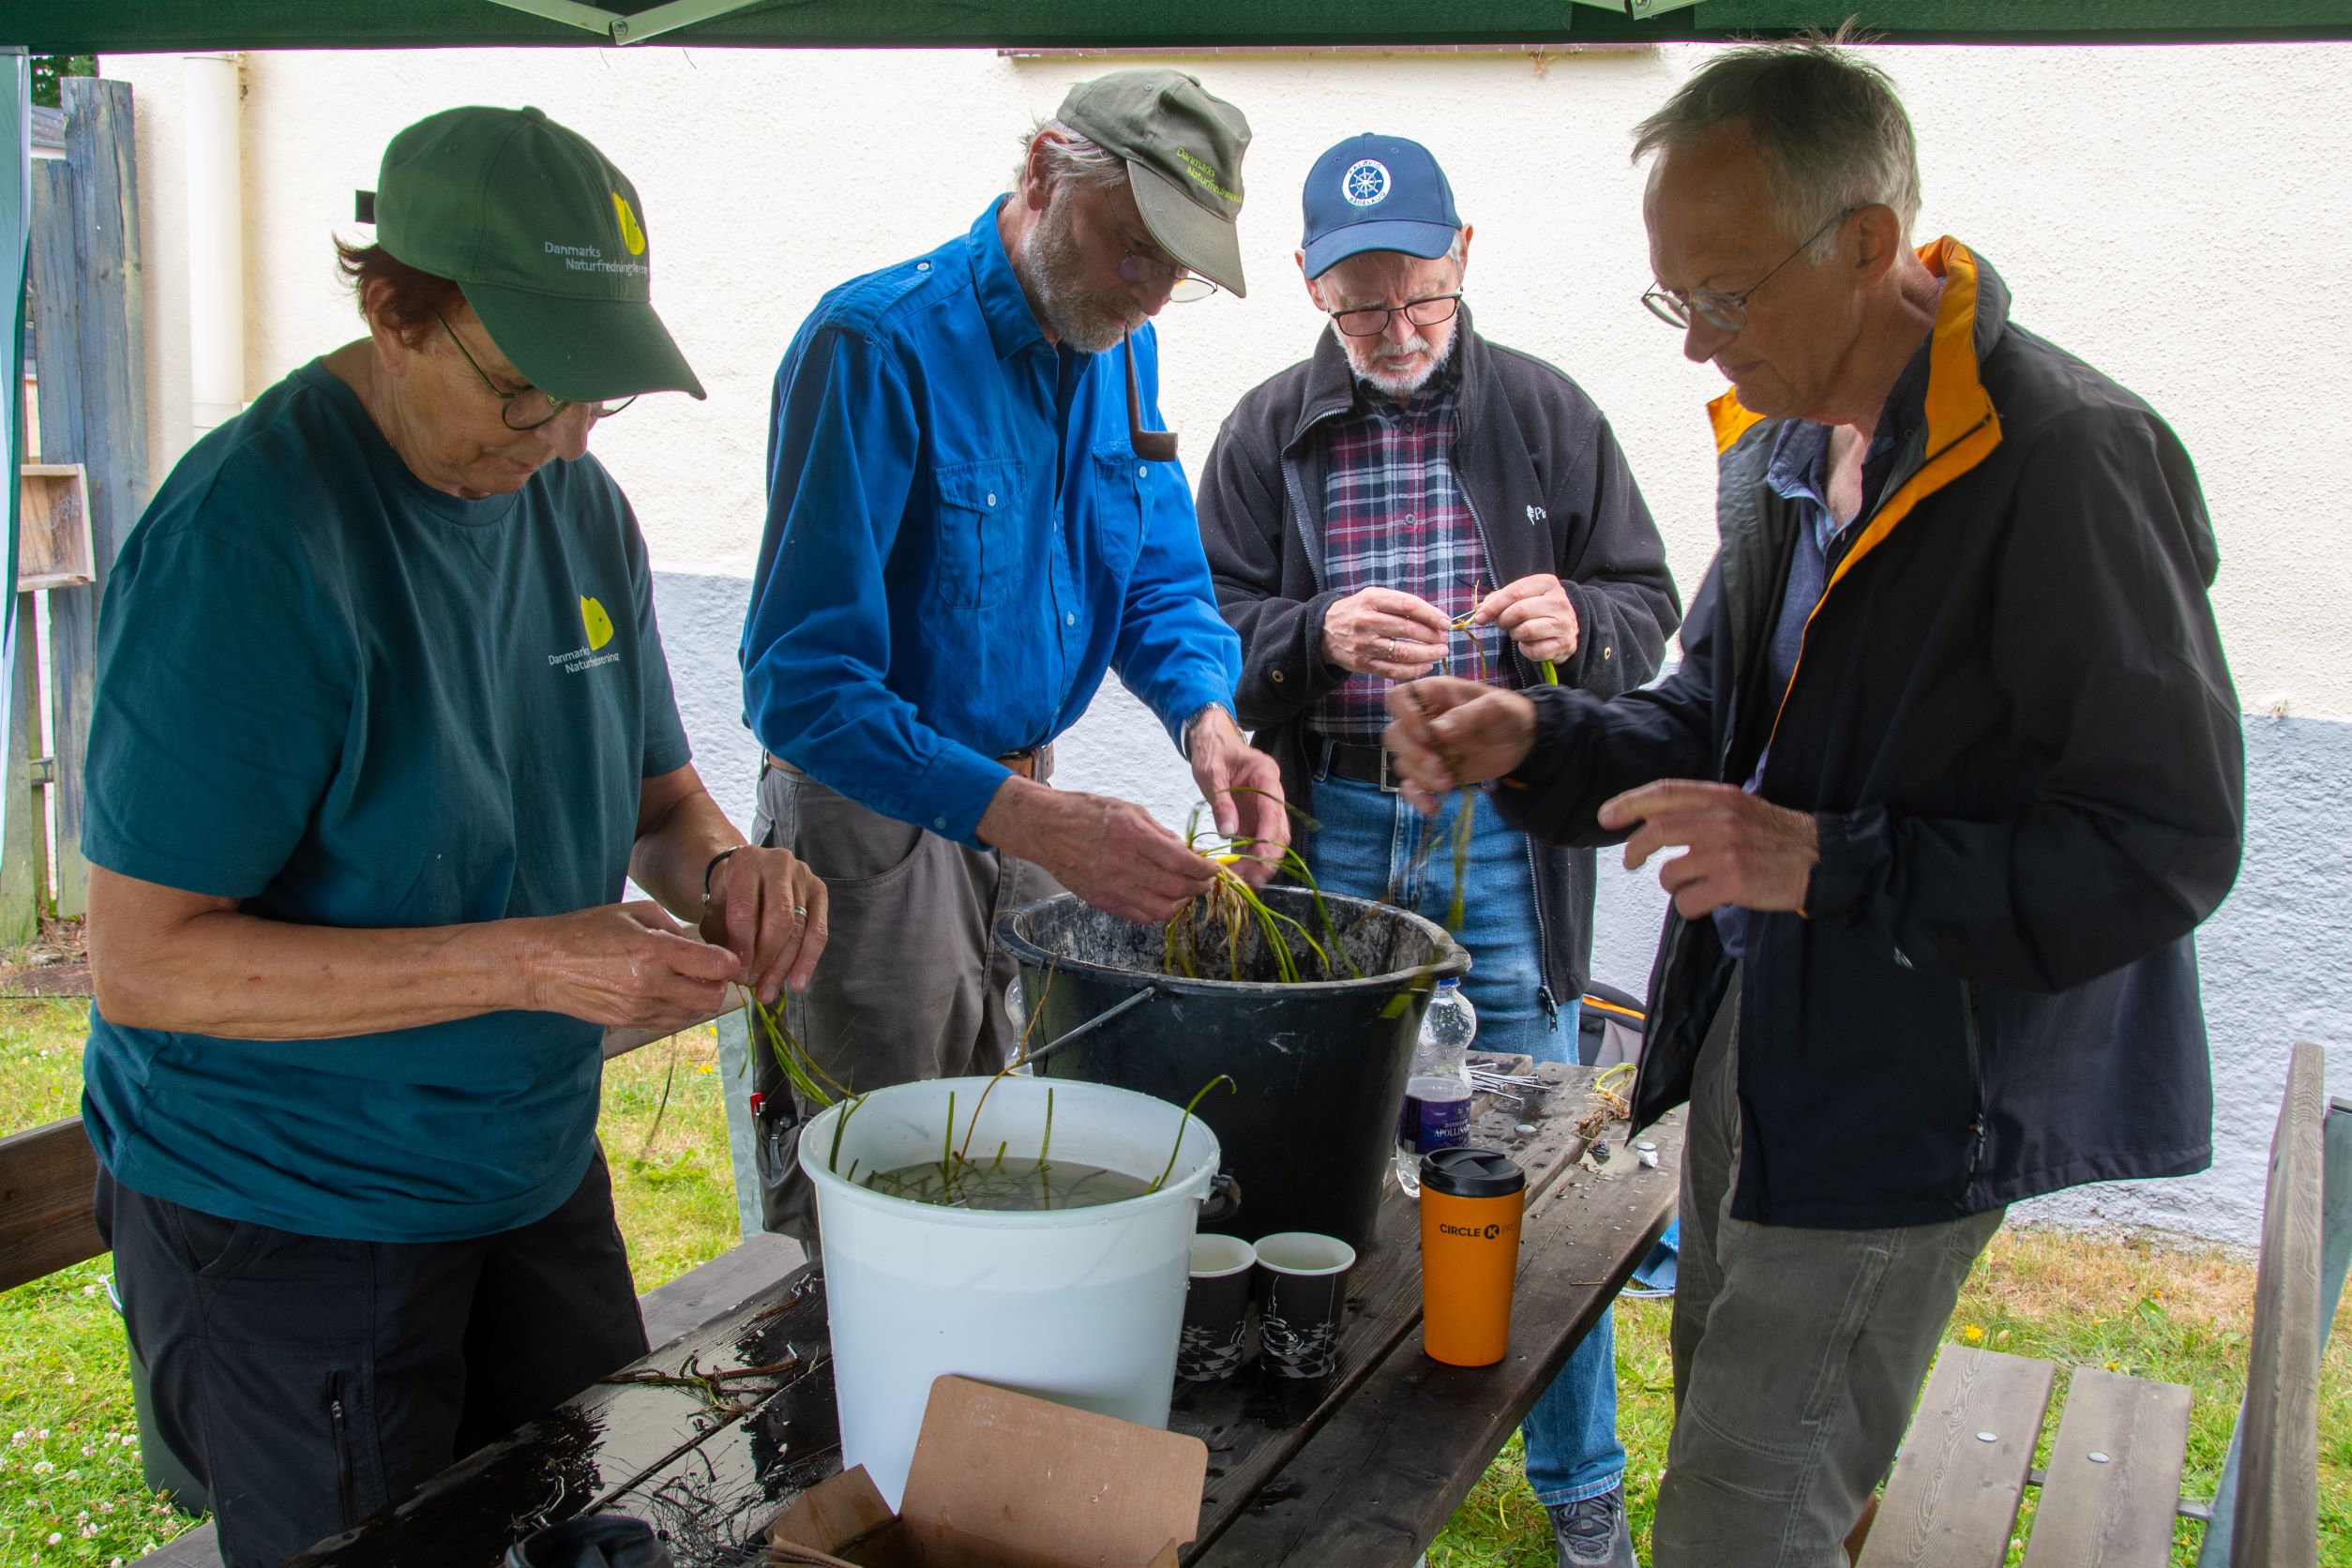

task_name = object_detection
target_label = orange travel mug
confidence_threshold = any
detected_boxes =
[1419,1145,1527,1366]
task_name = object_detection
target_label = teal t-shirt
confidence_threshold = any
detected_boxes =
[80,359,692,1243]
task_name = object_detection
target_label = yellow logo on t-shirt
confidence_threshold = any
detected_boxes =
[611,192,646,257]
[580,596,615,651]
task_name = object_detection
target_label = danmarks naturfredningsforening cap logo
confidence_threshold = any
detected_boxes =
[1343,159,1391,207]
[370,105,702,403]
[1053,68,1253,298]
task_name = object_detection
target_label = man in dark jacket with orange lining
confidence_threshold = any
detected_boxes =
[1382,43,2243,1567]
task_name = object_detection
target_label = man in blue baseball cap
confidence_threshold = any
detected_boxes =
[1199,133,1681,1568]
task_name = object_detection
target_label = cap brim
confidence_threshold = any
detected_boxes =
[464,282,707,404]
[1302,219,1460,280]
[1128,158,1247,299]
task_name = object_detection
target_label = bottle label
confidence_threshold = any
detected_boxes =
[1400,1091,1470,1153]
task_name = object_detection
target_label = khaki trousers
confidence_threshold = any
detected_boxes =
[1652,970,2005,1568]
[748,764,1061,1246]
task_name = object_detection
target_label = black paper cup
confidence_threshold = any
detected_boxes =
[1177,1233,1256,1380]
[1253,1230,1356,1380]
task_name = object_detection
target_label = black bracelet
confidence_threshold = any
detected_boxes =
[702,846,743,912]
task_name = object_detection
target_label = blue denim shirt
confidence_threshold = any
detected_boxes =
[741,199,1241,845]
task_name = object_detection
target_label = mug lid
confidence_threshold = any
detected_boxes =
[1420,1145,1526,1199]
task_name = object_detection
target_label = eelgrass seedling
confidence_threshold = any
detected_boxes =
[1145,1074,1235,1194]
[1163,791,1364,984]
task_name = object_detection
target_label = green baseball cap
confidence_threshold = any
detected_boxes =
[372,105,703,403]
[1056,69,1251,299]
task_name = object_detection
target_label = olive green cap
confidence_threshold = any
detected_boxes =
[1056,69,1251,298]
[372,105,703,403]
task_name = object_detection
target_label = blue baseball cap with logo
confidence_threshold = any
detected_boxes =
[1300,133,1461,279]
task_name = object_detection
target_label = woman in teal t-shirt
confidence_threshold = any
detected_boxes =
[77,107,827,1568]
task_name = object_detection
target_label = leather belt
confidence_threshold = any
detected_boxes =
[765,745,1055,783]
[1319,739,1399,793]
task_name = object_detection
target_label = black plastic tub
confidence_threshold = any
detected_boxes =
[998,888,1469,1253]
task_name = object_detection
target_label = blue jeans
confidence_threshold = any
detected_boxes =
[1304,767,1627,1506]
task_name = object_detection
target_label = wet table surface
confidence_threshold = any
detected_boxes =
[285,1061,1681,1568]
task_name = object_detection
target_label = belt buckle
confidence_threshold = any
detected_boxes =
[1377,744,1399,795]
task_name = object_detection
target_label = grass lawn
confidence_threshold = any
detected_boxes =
[2,996,2345,1566]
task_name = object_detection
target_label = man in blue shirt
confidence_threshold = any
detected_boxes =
[740,69,1286,1242]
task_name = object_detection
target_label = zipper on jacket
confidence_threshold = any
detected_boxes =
[328,1373,357,1528]
[1958,979,1988,1182]
[1279,452,1329,595]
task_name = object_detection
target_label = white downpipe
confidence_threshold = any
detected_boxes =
[183,53,245,444]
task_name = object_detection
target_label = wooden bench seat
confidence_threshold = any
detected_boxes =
[1862,1042,2333,1568]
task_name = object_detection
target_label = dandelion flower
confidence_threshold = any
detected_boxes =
[1961,1324,1984,1344]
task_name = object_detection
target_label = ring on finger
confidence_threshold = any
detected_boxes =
[792,904,808,919]
[1380,637,1395,661]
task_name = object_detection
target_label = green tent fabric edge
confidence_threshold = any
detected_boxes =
[3,0,2352,52]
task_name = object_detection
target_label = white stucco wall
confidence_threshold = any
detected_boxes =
[97,41,2352,1245]
[106,40,2352,720]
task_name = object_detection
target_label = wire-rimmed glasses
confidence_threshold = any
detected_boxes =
[437,315,637,431]
[1640,207,1860,335]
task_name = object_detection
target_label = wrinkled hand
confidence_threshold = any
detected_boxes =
[1476,574,1579,666]
[701,845,829,1003]
[1188,708,1289,887]
[1320,587,1452,679]
[979,779,1219,926]
[1381,677,1539,814]
[523,900,738,1032]
[1599,781,1819,918]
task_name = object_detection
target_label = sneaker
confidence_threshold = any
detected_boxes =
[1546,1484,1637,1568]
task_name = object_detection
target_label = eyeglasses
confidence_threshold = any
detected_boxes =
[1640,207,1860,335]
[1117,248,1219,304]
[436,315,637,431]
[1327,293,1463,339]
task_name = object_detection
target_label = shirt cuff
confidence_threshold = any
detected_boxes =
[1156,676,1238,754]
[909,743,1018,849]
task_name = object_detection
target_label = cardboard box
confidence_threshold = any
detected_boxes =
[767,1376,1208,1568]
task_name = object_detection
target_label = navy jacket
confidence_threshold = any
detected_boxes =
[1500,242,2244,1228]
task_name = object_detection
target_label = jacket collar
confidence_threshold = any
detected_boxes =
[1708,237,2007,466]
[1288,301,1488,452]
[967,197,1050,363]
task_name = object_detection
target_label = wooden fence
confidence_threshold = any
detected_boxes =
[7,76,143,941]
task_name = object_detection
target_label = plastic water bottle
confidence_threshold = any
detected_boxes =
[1395,978,1477,1197]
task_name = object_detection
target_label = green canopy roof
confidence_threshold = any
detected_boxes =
[10,0,2352,53]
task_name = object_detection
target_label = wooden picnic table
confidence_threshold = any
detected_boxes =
[279,1060,1681,1568]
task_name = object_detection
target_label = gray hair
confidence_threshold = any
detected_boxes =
[1630,35,1922,258]
[1012,118,1128,198]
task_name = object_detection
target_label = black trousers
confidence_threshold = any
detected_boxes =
[95,1148,649,1568]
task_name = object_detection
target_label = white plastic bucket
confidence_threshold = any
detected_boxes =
[802,1075,1222,1509]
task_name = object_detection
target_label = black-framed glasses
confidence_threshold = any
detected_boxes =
[1117,248,1218,304]
[1328,292,1463,339]
[436,314,637,431]
[1641,207,1861,335]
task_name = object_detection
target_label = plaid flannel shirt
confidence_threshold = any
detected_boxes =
[1310,366,1512,740]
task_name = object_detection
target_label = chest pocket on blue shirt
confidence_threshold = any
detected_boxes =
[1089,445,1149,583]
[932,459,1022,609]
